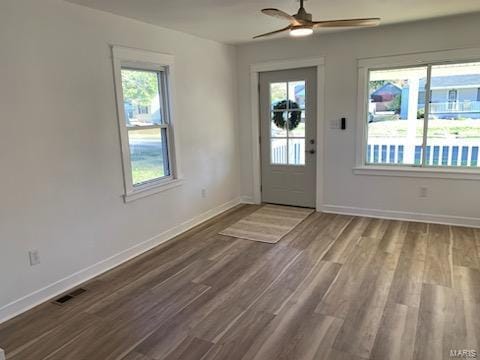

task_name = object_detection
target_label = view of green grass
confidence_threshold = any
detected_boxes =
[128,128,165,185]
[368,119,480,139]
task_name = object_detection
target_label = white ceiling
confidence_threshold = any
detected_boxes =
[66,0,480,44]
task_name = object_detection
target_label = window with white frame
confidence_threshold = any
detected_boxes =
[362,61,480,168]
[112,47,180,200]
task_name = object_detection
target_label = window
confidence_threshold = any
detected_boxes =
[362,60,480,169]
[112,47,181,201]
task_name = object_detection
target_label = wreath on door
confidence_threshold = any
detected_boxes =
[272,100,302,130]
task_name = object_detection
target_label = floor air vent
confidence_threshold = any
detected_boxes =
[53,288,87,306]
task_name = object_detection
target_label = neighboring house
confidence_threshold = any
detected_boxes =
[293,83,306,106]
[417,74,480,119]
[123,96,162,126]
[370,83,402,112]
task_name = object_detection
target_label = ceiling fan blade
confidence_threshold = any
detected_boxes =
[261,8,301,25]
[313,17,380,28]
[253,26,291,39]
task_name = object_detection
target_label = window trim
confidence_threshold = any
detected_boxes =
[112,46,183,202]
[355,47,480,178]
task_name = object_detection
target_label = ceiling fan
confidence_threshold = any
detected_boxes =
[254,0,380,39]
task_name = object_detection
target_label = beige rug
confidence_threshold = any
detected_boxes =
[219,204,314,244]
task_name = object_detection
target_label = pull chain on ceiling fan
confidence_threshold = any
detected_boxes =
[254,0,380,39]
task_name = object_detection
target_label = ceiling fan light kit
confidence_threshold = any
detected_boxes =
[290,26,314,37]
[254,0,380,39]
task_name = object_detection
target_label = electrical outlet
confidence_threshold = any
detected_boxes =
[419,187,428,198]
[29,250,40,266]
[201,188,207,198]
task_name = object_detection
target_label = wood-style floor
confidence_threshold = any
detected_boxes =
[1,205,479,360]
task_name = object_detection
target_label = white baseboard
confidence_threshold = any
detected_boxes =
[240,195,256,204]
[0,197,243,324]
[0,348,5,360]
[321,204,480,228]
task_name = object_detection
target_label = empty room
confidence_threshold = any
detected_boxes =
[1,0,480,359]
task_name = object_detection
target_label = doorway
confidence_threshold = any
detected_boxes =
[259,67,317,208]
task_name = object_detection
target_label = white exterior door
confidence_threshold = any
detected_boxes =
[259,67,317,208]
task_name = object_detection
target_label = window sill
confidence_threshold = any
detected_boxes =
[353,166,480,180]
[124,178,185,203]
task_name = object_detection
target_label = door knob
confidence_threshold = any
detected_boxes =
[306,149,316,154]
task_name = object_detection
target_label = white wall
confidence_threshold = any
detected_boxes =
[0,0,239,321]
[237,13,480,224]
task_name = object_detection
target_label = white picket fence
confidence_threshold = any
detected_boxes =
[271,139,305,165]
[367,138,480,167]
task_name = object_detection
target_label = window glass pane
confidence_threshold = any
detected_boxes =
[426,62,480,167]
[121,69,163,127]
[128,128,170,185]
[288,81,306,109]
[271,111,287,137]
[367,67,427,165]
[288,138,305,165]
[288,110,305,137]
[270,82,287,110]
[271,138,287,164]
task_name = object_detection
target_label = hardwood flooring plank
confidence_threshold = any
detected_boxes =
[452,226,480,269]
[242,261,341,360]
[121,352,154,360]
[280,212,337,250]
[332,248,399,359]
[423,224,453,288]
[388,227,428,308]
[361,218,390,239]
[163,336,213,360]
[370,302,418,360]
[413,283,469,360]
[316,237,383,318]
[190,245,300,342]
[201,310,275,360]
[321,216,371,263]
[453,265,480,304]
[6,312,99,360]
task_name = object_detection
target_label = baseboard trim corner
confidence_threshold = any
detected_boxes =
[240,195,256,204]
[321,204,480,228]
[0,197,242,324]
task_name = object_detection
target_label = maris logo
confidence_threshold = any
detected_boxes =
[450,349,477,358]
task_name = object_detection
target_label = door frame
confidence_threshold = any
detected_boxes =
[249,57,325,211]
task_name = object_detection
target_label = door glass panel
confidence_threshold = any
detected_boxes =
[271,111,287,137]
[271,138,287,164]
[288,139,305,165]
[288,110,305,137]
[270,82,287,109]
[288,81,306,109]
[269,80,308,166]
